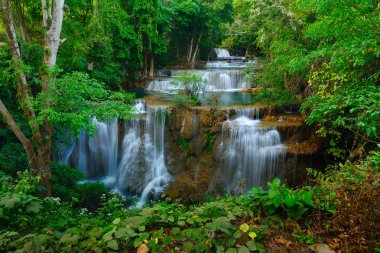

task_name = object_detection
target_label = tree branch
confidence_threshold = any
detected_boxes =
[0,99,38,173]
[41,0,49,27]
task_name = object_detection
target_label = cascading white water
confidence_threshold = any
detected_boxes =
[146,79,179,93]
[210,108,285,193]
[147,70,247,92]
[117,119,145,193]
[215,48,232,58]
[88,119,119,182]
[59,102,171,207]
[213,48,246,60]
[136,106,171,208]
[116,106,171,207]
[132,99,147,114]
[205,60,256,69]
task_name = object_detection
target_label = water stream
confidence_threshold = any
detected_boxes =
[210,108,285,193]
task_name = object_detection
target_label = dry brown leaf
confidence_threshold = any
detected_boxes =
[137,243,149,253]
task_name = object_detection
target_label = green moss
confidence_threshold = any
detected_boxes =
[179,136,190,150]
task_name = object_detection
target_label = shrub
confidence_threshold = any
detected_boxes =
[171,72,206,103]
[0,142,28,177]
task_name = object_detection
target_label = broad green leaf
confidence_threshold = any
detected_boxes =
[107,240,118,251]
[112,218,121,225]
[0,194,21,209]
[246,241,257,251]
[238,247,250,253]
[26,201,43,214]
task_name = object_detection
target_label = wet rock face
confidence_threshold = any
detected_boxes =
[164,105,327,200]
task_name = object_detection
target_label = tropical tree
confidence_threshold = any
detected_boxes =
[0,0,132,195]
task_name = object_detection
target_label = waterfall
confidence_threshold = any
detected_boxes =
[132,99,147,114]
[205,60,255,69]
[210,108,285,193]
[214,48,231,58]
[58,102,171,207]
[146,70,248,92]
[117,119,145,193]
[136,106,170,208]
[146,79,178,93]
[89,119,119,183]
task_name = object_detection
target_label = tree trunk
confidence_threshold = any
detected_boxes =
[191,32,202,63]
[149,55,154,77]
[37,136,52,196]
[38,0,65,196]
[187,35,194,62]
[142,52,148,78]
[41,0,49,27]
[14,3,30,42]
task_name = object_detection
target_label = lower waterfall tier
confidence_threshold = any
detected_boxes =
[56,103,325,206]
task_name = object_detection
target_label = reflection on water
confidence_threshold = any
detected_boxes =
[215,92,254,106]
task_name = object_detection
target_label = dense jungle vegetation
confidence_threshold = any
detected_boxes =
[0,0,379,252]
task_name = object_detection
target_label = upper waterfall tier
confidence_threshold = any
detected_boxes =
[214,48,245,60]
[205,60,255,69]
[147,69,248,93]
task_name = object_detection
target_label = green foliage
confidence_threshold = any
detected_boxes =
[204,132,215,153]
[0,143,28,177]
[51,162,109,211]
[248,178,336,219]
[34,71,135,136]
[3,156,372,252]
[171,71,206,103]
[179,136,190,151]
[230,0,380,159]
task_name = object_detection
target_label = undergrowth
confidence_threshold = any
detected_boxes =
[0,150,379,252]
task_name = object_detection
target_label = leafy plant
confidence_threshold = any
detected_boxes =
[171,72,206,104]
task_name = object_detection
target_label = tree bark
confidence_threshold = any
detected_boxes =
[187,35,194,62]
[39,0,65,196]
[41,0,49,27]
[0,99,38,174]
[191,32,202,63]
[149,55,154,77]
[14,3,30,42]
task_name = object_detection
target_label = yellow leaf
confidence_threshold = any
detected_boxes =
[249,232,257,240]
[239,224,249,233]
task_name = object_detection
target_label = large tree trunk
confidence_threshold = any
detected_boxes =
[1,0,66,196]
[191,32,202,64]
[38,0,65,196]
